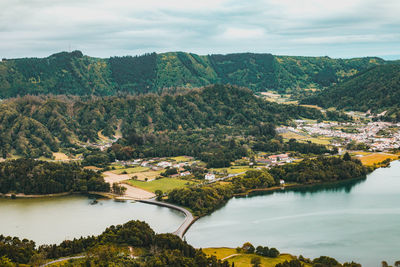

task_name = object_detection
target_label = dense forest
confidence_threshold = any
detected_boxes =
[167,155,368,216]
[0,85,336,162]
[0,159,109,194]
[302,64,400,121]
[0,220,362,267]
[0,220,229,266]
[0,51,386,98]
[268,153,369,184]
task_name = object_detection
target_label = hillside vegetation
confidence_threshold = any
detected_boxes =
[0,159,109,194]
[302,64,400,120]
[0,51,385,97]
[0,85,335,160]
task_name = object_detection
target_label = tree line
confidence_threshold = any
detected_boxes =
[0,159,109,195]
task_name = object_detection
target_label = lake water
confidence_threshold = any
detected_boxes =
[0,195,185,245]
[1,162,399,266]
[186,161,400,267]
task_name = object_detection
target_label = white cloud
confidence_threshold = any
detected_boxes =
[0,0,399,58]
[221,27,265,39]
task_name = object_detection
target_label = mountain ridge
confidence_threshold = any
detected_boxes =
[302,64,400,120]
[0,50,386,98]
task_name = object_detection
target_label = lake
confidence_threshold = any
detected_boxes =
[0,195,185,245]
[1,162,399,266]
[186,161,400,267]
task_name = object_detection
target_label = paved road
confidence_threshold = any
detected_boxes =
[139,198,195,238]
[40,256,85,266]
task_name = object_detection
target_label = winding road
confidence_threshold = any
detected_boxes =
[139,198,195,238]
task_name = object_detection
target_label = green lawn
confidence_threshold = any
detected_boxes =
[211,167,251,174]
[169,156,192,162]
[126,178,197,193]
[113,166,149,174]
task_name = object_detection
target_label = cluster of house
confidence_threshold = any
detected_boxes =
[255,153,293,166]
[115,157,194,176]
[280,120,400,152]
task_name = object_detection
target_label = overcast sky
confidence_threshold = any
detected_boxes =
[1,0,400,59]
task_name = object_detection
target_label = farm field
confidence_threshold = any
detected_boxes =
[211,166,251,174]
[358,153,399,166]
[280,131,332,145]
[126,178,198,193]
[203,248,310,267]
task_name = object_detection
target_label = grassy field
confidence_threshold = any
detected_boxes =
[126,178,197,193]
[112,166,149,174]
[280,131,306,140]
[97,130,111,142]
[170,156,193,162]
[203,247,237,259]
[52,152,69,160]
[280,131,332,145]
[303,137,332,145]
[130,170,163,181]
[203,248,310,267]
[299,104,322,110]
[211,166,251,174]
[358,153,399,166]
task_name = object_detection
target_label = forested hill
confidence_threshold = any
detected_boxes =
[302,64,400,120]
[0,51,385,97]
[0,84,327,158]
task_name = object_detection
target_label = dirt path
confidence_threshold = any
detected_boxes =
[103,171,155,200]
[221,254,240,260]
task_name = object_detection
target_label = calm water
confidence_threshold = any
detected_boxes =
[186,161,400,267]
[0,195,185,245]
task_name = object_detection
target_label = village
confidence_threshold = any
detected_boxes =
[278,120,400,152]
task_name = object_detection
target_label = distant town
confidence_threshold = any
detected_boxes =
[278,119,400,152]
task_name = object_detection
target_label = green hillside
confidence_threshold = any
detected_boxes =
[302,64,400,120]
[0,51,385,97]
[0,84,334,159]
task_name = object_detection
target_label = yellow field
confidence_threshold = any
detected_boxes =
[97,130,110,142]
[280,131,306,140]
[299,104,322,110]
[203,247,237,259]
[170,156,192,162]
[203,248,310,267]
[84,166,102,171]
[359,153,399,166]
[303,137,331,145]
[53,152,69,160]
[226,254,306,267]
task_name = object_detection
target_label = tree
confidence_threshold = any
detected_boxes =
[343,152,352,161]
[268,247,279,258]
[251,256,261,267]
[241,242,255,254]
[155,190,163,200]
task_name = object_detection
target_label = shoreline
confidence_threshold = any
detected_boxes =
[0,191,117,199]
[233,176,368,198]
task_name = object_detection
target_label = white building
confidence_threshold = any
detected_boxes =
[157,161,172,168]
[205,173,215,181]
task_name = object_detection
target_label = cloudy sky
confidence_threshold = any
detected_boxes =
[1,0,400,59]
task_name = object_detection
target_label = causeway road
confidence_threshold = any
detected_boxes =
[139,198,195,238]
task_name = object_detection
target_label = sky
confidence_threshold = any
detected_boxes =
[1,0,400,59]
